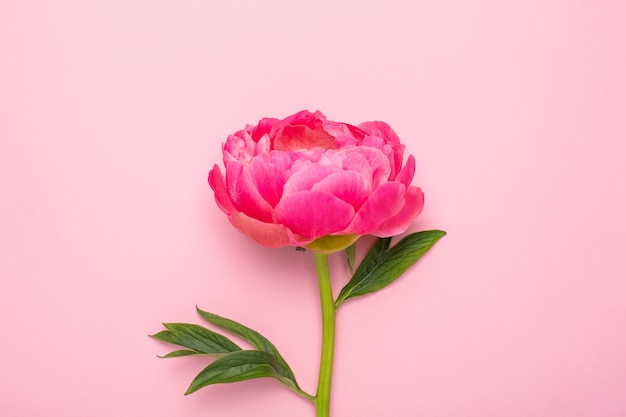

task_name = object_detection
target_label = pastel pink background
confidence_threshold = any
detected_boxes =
[2,1,625,416]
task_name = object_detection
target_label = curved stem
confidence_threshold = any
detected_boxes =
[314,252,336,417]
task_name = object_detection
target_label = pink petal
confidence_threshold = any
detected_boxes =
[230,211,300,248]
[223,130,255,163]
[275,190,355,239]
[208,165,235,214]
[282,163,341,196]
[345,182,406,235]
[280,110,327,129]
[251,117,280,142]
[361,134,386,150]
[358,121,404,178]
[345,123,368,141]
[388,143,405,180]
[254,133,271,155]
[362,134,405,181]
[321,121,362,147]
[396,154,416,187]
[246,152,291,207]
[290,147,324,164]
[373,186,424,237]
[358,121,401,146]
[342,151,373,180]
[311,171,372,211]
[352,146,391,188]
[225,162,274,223]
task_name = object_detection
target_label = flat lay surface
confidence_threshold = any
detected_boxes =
[2,1,625,416]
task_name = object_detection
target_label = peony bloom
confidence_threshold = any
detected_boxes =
[208,110,424,252]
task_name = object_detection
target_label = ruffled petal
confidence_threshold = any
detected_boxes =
[341,150,373,180]
[282,163,341,196]
[321,121,362,147]
[311,171,371,211]
[208,165,235,214]
[373,186,424,237]
[351,146,391,188]
[230,211,300,248]
[358,121,404,178]
[225,162,274,223]
[345,182,405,235]
[275,190,355,239]
[280,110,327,130]
[361,134,386,150]
[251,117,280,142]
[246,152,291,207]
[396,154,416,187]
[254,133,271,155]
[224,130,255,163]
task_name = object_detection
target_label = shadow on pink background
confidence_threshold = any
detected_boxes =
[1,1,625,416]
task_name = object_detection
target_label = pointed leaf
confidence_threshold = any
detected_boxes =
[185,350,286,394]
[345,242,356,274]
[196,307,299,388]
[150,323,241,355]
[158,349,200,358]
[335,230,446,305]
[352,237,391,278]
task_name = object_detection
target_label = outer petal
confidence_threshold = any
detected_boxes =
[358,121,404,178]
[225,162,274,223]
[208,165,235,214]
[362,134,403,181]
[230,211,300,248]
[372,186,424,237]
[224,130,255,163]
[396,154,416,187]
[275,190,355,239]
[359,121,401,146]
[345,182,406,235]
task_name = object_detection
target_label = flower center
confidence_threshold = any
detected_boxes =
[272,125,337,151]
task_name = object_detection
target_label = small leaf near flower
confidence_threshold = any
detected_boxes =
[335,230,446,306]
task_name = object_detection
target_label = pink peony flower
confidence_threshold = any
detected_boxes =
[208,110,424,252]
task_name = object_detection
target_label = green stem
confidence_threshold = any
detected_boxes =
[313,252,336,417]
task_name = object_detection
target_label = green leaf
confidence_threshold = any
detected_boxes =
[196,307,299,389]
[345,242,356,274]
[354,237,391,276]
[335,230,446,306]
[185,350,287,395]
[157,349,198,358]
[150,323,241,356]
